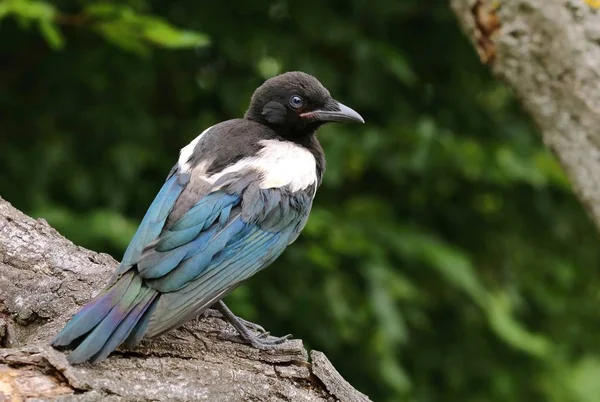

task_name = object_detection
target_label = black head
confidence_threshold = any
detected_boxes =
[244,71,364,138]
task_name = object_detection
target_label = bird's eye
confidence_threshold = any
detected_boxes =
[289,95,304,109]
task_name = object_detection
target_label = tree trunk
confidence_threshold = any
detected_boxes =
[0,196,370,401]
[450,0,600,230]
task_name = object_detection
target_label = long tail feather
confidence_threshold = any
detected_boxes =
[88,287,157,364]
[123,295,160,349]
[51,271,159,364]
[52,272,136,347]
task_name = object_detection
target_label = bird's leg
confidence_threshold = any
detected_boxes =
[215,300,292,349]
[202,303,267,334]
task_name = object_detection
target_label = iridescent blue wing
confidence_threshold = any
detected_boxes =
[140,186,314,338]
[53,171,313,364]
[111,170,190,280]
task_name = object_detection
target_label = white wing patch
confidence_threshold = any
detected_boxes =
[208,139,317,192]
[178,126,212,173]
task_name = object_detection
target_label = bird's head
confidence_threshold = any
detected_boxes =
[244,71,364,138]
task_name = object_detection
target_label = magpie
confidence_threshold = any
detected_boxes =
[52,71,364,364]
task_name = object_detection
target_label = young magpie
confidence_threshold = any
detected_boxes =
[52,71,364,364]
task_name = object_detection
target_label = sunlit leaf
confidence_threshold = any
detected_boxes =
[38,19,63,49]
[487,293,552,358]
[86,3,209,52]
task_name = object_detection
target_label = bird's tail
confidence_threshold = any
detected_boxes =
[52,271,159,364]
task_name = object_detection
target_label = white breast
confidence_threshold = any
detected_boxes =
[208,140,317,192]
[254,139,318,191]
[178,131,317,192]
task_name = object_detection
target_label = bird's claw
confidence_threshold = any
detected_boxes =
[237,317,267,334]
[218,332,293,349]
[214,301,292,350]
[265,333,292,345]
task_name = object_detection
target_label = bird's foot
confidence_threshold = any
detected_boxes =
[218,332,293,350]
[236,317,267,334]
[203,307,267,333]
[214,300,292,350]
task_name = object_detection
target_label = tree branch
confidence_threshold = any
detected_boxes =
[0,196,370,401]
[450,0,600,230]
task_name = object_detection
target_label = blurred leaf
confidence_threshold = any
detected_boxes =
[392,229,487,304]
[380,354,412,395]
[142,21,208,49]
[368,261,409,344]
[373,42,418,86]
[487,293,552,359]
[568,358,600,402]
[543,357,600,402]
[86,3,209,53]
[0,0,55,21]
[0,0,62,48]
[257,56,281,79]
[38,19,63,49]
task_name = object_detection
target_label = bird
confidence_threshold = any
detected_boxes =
[51,71,364,364]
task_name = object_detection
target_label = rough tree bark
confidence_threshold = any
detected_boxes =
[0,196,371,401]
[450,0,600,230]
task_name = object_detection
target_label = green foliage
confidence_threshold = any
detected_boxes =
[0,0,63,48]
[2,1,599,401]
[0,0,208,53]
[86,3,209,54]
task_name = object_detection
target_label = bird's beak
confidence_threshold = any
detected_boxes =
[301,100,365,124]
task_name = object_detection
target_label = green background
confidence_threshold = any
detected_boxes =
[2,1,600,401]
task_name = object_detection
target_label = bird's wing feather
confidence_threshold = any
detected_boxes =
[111,171,190,280]
[106,153,314,340]
[145,219,295,337]
[135,191,241,280]
[134,181,313,338]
